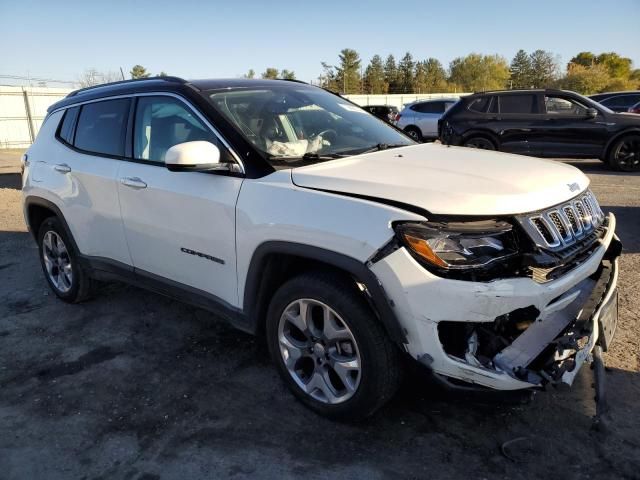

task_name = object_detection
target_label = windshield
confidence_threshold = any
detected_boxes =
[206,85,414,167]
[574,92,614,114]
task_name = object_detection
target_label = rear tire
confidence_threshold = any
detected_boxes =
[463,135,496,150]
[266,272,402,420]
[404,126,423,142]
[37,217,92,303]
[607,134,640,172]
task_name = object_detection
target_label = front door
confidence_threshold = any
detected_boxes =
[117,95,243,307]
[534,94,608,157]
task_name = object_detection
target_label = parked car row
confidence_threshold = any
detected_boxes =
[23,77,620,420]
[438,89,640,171]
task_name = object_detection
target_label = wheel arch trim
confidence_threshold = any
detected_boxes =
[24,196,81,254]
[243,241,407,346]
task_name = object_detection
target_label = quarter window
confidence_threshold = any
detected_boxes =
[74,99,130,157]
[134,96,221,163]
[499,95,537,114]
[58,106,79,144]
[411,102,444,113]
[467,97,490,113]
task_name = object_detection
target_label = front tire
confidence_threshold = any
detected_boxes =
[608,134,640,172]
[463,135,496,150]
[266,272,402,420]
[37,217,92,303]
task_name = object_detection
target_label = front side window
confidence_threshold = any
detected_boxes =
[74,99,130,156]
[206,86,413,166]
[499,94,538,114]
[134,96,222,163]
[544,95,588,115]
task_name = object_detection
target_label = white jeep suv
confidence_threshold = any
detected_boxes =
[22,77,621,420]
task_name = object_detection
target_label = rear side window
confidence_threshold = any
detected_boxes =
[467,97,490,113]
[499,95,537,114]
[74,99,130,157]
[58,106,79,144]
[411,102,444,113]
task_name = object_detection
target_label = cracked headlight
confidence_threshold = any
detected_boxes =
[395,220,518,271]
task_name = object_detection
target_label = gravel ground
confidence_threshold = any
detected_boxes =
[1,149,639,479]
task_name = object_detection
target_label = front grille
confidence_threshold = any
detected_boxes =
[517,190,605,252]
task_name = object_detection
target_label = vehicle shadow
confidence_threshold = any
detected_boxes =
[0,172,22,190]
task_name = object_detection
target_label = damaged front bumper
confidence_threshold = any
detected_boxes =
[370,213,621,391]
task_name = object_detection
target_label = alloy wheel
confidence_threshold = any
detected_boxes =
[42,230,73,293]
[277,298,361,404]
[613,137,640,171]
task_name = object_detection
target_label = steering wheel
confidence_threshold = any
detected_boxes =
[313,129,338,144]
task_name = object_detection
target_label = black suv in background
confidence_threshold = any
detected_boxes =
[361,104,399,123]
[590,91,640,113]
[439,89,640,171]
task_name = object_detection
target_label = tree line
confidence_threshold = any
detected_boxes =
[77,51,638,95]
[317,49,639,95]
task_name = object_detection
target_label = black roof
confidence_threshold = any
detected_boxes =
[470,88,573,96]
[590,90,640,99]
[47,77,312,113]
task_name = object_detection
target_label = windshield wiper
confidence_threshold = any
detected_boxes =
[269,152,348,161]
[347,143,410,156]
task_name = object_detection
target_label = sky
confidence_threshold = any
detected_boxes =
[1,0,639,86]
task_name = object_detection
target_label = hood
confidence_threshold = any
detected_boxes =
[291,144,590,216]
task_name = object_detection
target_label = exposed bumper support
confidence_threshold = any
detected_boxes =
[370,213,620,391]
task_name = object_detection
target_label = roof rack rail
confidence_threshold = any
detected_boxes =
[277,78,309,85]
[66,76,188,97]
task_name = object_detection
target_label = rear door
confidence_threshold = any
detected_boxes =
[116,94,243,307]
[413,101,444,138]
[534,93,608,157]
[41,99,133,265]
[494,93,540,154]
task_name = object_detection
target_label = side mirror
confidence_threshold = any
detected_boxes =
[585,107,598,119]
[164,141,227,172]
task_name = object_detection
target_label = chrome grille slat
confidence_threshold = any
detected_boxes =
[517,190,604,251]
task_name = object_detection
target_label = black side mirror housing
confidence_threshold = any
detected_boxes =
[586,107,598,119]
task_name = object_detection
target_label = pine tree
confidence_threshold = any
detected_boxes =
[384,55,398,93]
[397,52,415,93]
[130,65,150,79]
[336,49,362,94]
[510,50,532,89]
[364,55,386,93]
[261,68,279,79]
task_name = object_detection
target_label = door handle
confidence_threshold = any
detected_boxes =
[53,163,71,173]
[120,177,147,189]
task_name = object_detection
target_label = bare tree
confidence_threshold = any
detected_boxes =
[77,69,122,88]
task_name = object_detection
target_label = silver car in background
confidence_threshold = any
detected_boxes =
[396,98,458,141]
